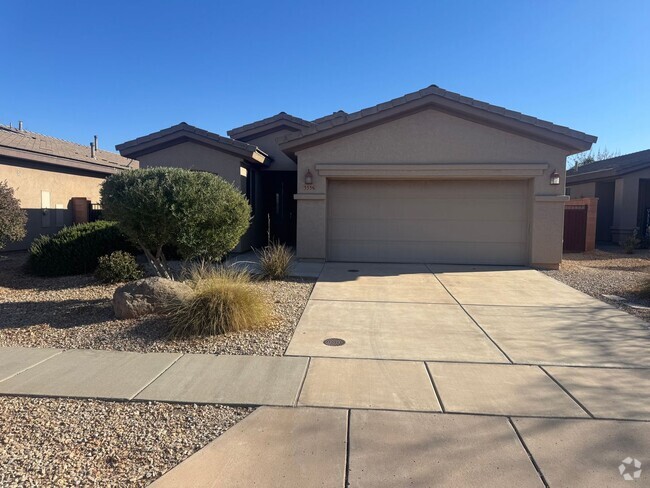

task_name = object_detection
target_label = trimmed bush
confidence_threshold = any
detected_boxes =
[28,221,136,276]
[164,266,271,336]
[256,242,294,279]
[95,251,143,283]
[101,168,251,278]
[0,180,27,250]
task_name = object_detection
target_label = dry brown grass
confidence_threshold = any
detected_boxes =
[256,242,294,279]
[164,265,272,337]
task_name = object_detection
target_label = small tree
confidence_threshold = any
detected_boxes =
[101,167,250,278]
[0,180,27,250]
[569,147,620,170]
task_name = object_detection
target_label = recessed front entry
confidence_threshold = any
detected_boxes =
[326,179,530,265]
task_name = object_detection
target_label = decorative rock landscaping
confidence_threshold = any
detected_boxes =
[0,395,251,487]
[0,253,314,355]
[112,277,191,319]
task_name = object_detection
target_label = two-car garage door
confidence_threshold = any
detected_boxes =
[327,179,530,265]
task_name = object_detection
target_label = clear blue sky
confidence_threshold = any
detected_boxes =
[1,0,648,156]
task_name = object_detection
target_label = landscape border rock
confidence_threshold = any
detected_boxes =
[112,277,191,319]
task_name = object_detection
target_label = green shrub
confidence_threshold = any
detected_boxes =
[164,266,271,336]
[101,167,251,278]
[256,242,294,279]
[28,221,137,276]
[94,251,143,283]
[0,180,27,250]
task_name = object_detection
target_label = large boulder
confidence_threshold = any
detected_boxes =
[112,277,191,319]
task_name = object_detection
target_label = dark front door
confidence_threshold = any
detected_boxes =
[260,171,297,246]
[564,205,588,252]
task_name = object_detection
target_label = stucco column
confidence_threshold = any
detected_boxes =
[294,161,327,260]
[530,195,569,269]
[611,175,639,243]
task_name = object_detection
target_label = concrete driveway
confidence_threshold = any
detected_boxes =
[286,262,650,421]
[287,262,650,368]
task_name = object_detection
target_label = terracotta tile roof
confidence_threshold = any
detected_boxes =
[278,85,597,152]
[0,125,136,170]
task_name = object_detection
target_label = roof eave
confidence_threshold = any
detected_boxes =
[0,146,129,175]
[117,130,270,165]
[567,160,650,184]
[279,94,597,157]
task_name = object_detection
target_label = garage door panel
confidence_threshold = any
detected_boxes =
[328,218,527,244]
[328,240,527,265]
[327,180,530,265]
[329,199,527,222]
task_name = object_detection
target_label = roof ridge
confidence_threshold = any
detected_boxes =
[277,84,597,151]
[0,124,125,155]
[228,112,315,137]
[116,122,269,162]
[0,124,135,167]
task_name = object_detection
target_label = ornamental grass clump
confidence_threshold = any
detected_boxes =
[256,241,294,279]
[165,266,271,337]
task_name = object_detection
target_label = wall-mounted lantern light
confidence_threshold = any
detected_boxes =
[550,170,560,185]
[304,169,313,185]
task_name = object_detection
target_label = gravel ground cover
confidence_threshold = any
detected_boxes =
[543,246,650,321]
[0,395,251,487]
[0,252,314,354]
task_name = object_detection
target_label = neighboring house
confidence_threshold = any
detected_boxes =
[567,149,650,243]
[0,124,138,251]
[117,85,596,269]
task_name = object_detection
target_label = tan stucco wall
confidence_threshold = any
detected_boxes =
[294,108,571,268]
[0,159,106,251]
[136,141,244,189]
[568,181,596,199]
[569,167,650,243]
[610,167,650,242]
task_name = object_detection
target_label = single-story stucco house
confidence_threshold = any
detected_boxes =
[117,85,596,269]
[0,124,138,250]
[567,149,650,243]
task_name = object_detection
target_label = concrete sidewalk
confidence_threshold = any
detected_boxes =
[151,406,650,488]
[0,346,648,421]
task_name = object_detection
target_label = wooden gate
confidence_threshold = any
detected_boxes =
[564,205,588,252]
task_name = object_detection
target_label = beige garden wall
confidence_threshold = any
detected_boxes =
[294,108,570,268]
[0,160,106,251]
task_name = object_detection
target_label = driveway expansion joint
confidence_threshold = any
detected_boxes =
[508,417,551,488]
[538,366,595,419]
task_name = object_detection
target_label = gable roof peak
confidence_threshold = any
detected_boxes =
[116,122,270,164]
[228,112,314,139]
[278,84,597,155]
